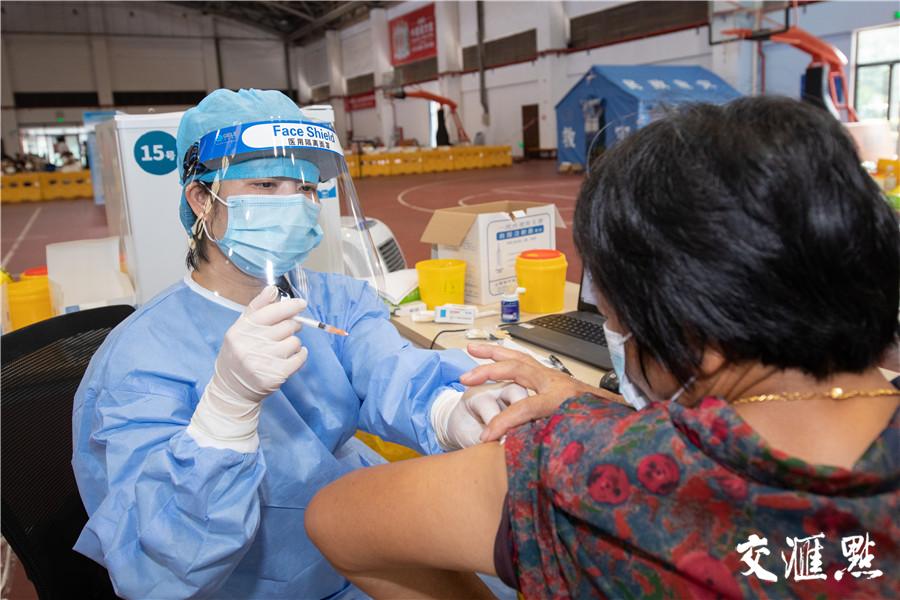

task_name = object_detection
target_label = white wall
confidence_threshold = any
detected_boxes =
[4,0,897,155]
[564,1,628,19]
[455,6,714,154]
[341,21,374,79]
[107,37,207,91]
[5,34,96,91]
[220,39,288,90]
[565,27,712,88]
[458,1,543,47]
[348,108,381,139]
[386,1,433,20]
[300,38,329,88]
[395,80,440,145]
[1,1,281,126]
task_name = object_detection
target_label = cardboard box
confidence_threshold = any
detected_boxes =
[420,201,565,305]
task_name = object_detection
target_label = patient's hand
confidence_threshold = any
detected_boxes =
[461,343,620,441]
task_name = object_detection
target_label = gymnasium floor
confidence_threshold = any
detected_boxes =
[1,159,584,281]
[4,158,899,376]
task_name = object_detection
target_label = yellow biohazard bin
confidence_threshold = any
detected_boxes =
[5,275,54,331]
[416,259,466,309]
[516,249,568,314]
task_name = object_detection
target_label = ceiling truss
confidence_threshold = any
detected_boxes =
[169,1,390,44]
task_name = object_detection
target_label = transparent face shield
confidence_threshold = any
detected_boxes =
[183,116,385,300]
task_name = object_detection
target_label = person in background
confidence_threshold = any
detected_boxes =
[59,152,80,172]
[306,96,900,599]
[53,135,70,160]
[72,88,520,599]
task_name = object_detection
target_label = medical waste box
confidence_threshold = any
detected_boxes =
[420,201,564,305]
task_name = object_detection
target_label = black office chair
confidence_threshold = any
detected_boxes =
[1,305,134,600]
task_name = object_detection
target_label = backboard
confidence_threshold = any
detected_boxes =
[709,1,791,45]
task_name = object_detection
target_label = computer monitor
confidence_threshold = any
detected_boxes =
[577,268,600,314]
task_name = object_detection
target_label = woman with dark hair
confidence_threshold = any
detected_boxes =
[305,96,899,598]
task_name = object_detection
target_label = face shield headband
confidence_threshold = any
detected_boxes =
[182,119,344,186]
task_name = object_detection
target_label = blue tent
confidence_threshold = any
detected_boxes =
[556,65,741,169]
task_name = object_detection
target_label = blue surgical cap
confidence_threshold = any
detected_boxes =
[176,89,321,233]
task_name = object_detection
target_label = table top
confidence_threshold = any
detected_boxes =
[389,281,900,390]
[390,281,608,387]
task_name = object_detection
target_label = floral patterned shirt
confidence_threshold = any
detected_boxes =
[503,394,899,599]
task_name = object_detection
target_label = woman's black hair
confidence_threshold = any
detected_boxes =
[574,96,900,384]
[185,182,212,270]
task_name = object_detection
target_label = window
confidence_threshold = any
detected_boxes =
[20,125,88,167]
[461,30,537,71]
[311,84,331,103]
[854,24,900,128]
[569,1,707,51]
[393,57,438,86]
[346,73,375,96]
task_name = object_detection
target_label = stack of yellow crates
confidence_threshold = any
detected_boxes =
[0,170,93,203]
[345,146,512,178]
[0,173,43,203]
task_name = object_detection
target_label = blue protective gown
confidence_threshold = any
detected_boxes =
[72,271,474,599]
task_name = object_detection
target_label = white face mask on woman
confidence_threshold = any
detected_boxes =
[603,322,693,410]
[603,323,649,410]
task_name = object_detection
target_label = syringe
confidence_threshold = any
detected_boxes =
[293,315,348,336]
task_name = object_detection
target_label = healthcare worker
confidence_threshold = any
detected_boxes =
[72,89,522,599]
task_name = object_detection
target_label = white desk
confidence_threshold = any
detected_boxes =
[390,282,900,392]
[390,281,608,387]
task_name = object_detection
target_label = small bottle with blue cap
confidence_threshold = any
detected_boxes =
[501,286,526,323]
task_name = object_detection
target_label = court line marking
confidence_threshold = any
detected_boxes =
[396,176,581,213]
[2,206,42,270]
[499,182,581,190]
[396,180,454,213]
[492,187,574,200]
[458,188,577,206]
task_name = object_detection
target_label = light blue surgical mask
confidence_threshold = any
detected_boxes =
[603,323,650,410]
[603,322,694,410]
[202,190,324,279]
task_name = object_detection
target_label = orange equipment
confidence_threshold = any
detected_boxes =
[723,25,858,122]
[389,89,471,143]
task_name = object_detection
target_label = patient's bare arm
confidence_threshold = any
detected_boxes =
[306,442,509,599]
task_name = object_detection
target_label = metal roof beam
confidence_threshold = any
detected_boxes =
[264,1,313,22]
[169,1,286,38]
[287,1,360,42]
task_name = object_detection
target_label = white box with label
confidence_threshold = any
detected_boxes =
[96,112,186,305]
[420,201,565,305]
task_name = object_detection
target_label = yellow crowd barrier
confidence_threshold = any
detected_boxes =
[40,170,93,200]
[1,173,43,203]
[1,169,93,203]
[346,146,512,179]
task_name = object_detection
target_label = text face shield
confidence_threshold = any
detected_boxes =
[185,119,385,296]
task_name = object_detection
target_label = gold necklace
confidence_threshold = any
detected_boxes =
[733,387,898,405]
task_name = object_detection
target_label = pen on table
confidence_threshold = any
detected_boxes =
[548,354,574,376]
[292,315,348,336]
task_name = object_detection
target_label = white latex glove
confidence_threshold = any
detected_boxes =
[430,382,530,451]
[187,286,308,452]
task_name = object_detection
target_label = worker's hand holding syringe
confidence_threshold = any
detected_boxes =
[187,285,311,451]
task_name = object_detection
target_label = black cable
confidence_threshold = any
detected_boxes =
[430,328,468,349]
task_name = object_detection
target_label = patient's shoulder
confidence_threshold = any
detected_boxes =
[509,393,670,453]
[504,394,675,492]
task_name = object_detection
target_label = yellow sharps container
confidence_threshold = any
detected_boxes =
[6,275,53,330]
[415,259,466,309]
[516,249,567,313]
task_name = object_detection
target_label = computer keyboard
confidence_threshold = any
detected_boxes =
[529,314,608,345]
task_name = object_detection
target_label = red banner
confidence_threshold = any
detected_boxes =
[345,91,377,112]
[389,4,436,66]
